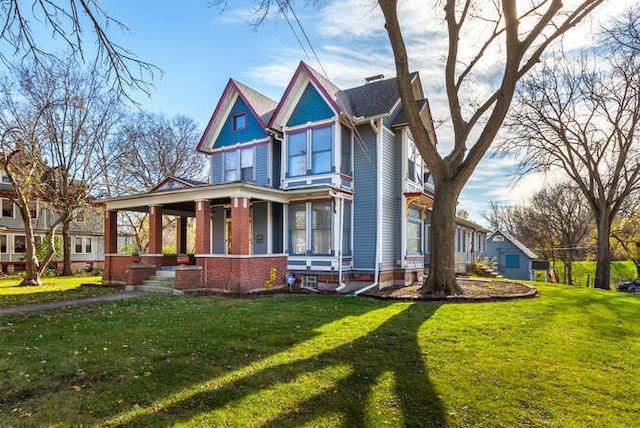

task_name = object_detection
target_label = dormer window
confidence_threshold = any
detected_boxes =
[232,111,247,132]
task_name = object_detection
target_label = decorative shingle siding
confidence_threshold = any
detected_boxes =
[214,96,269,149]
[381,128,401,269]
[255,143,270,185]
[252,202,268,254]
[352,125,378,270]
[287,82,335,127]
[210,152,224,184]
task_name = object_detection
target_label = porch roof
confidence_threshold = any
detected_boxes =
[102,182,340,215]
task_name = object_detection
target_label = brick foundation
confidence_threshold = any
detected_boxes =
[175,266,203,290]
[197,255,288,292]
[104,255,133,284]
[127,264,156,285]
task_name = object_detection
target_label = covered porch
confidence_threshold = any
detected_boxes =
[102,182,289,293]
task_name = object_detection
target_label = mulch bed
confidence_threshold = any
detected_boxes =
[365,278,537,302]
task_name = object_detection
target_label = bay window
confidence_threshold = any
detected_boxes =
[288,125,333,177]
[289,204,307,255]
[312,202,331,255]
[288,201,333,256]
[407,207,422,255]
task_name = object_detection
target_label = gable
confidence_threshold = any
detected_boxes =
[214,96,270,149]
[287,82,335,127]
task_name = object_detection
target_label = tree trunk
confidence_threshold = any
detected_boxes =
[18,203,41,286]
[424,180,463,295]
[566,257,573,285]
[62,220,72,276]
[594,214,612,290]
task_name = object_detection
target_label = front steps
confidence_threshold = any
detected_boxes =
[126,270,183,296]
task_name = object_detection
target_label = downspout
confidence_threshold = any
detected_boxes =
[335,194,347,291]
[348,119,382,296]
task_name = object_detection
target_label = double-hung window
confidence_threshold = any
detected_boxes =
[407,139,423,184]
[1,199,13,218]
[312,202,331,255]
[289,204,307,255]
[225,151,238,182]
[288,125,333,177]
[288,201,333,255]
[406,207,422,255]
[240,147,254,181]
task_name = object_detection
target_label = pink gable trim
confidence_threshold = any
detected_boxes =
[196,80,271,153]
[267,61,341,128]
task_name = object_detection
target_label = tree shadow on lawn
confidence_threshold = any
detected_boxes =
[106,301,446,427]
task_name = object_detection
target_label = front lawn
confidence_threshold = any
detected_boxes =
[1,283,638,426]
[0,275,115,308]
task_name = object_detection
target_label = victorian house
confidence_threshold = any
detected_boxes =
[102,62,441,293]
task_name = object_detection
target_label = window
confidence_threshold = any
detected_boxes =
[407,139,423,184]
[225,151,238,181]
[0,235,6,253]
[1,171,9,183]
[287,125,333,177]
[288,131,307,177]
[74,209,84,223]
[312,202,331,255]
[341,127,352,175]
[232,111,246,131]
[240,147,254,181]
[2,199,13,218]
[289,204,307,255]
[505,254,520,269]
[311,127,332,174]
[75,237,83,253]
[85,237,92,254]
[407,208,422,255]
[14,235,25,253]
[342,202,351,256]
[28,202,37,219]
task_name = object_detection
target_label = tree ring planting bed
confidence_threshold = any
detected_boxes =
[365,278,537,302]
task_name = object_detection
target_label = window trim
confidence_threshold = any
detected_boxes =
[287,124,333,178]
[232,111,247,132]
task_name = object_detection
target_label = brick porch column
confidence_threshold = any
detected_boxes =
[176,216,188,254]
[195,200,211,254]
[148,205,163,254]
[231,197,251,255]
[104,210,118,254]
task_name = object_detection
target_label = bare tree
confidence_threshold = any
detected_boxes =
[611,199,640,277]
[105,112,207,252]
[0,58,122,278]
[0,0,157,98]
[503,27,640,289]
[219,0,605,293]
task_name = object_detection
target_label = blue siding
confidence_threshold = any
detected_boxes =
[214,96,268,149]
[383,102,403,129]
[486,232,534,281]
[381,128,401,269]
[212,206,226,254]
[255,143,269,185]
[352,125,378,270]
[210,152,224,184]
[252,202,268,254]
[287,82,335,127]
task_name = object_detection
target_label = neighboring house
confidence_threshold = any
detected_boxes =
[423,214,489,274]
[485,230,538,281]
[0,175,104,274]
[102,61,441,292]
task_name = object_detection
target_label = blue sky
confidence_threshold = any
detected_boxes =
[84,1,631,224]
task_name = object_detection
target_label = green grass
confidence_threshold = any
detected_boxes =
[538,260,638,287]
[1,284,639,427]
[0,275,116,308]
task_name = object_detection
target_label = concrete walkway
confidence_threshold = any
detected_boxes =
[0,291,161,316]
